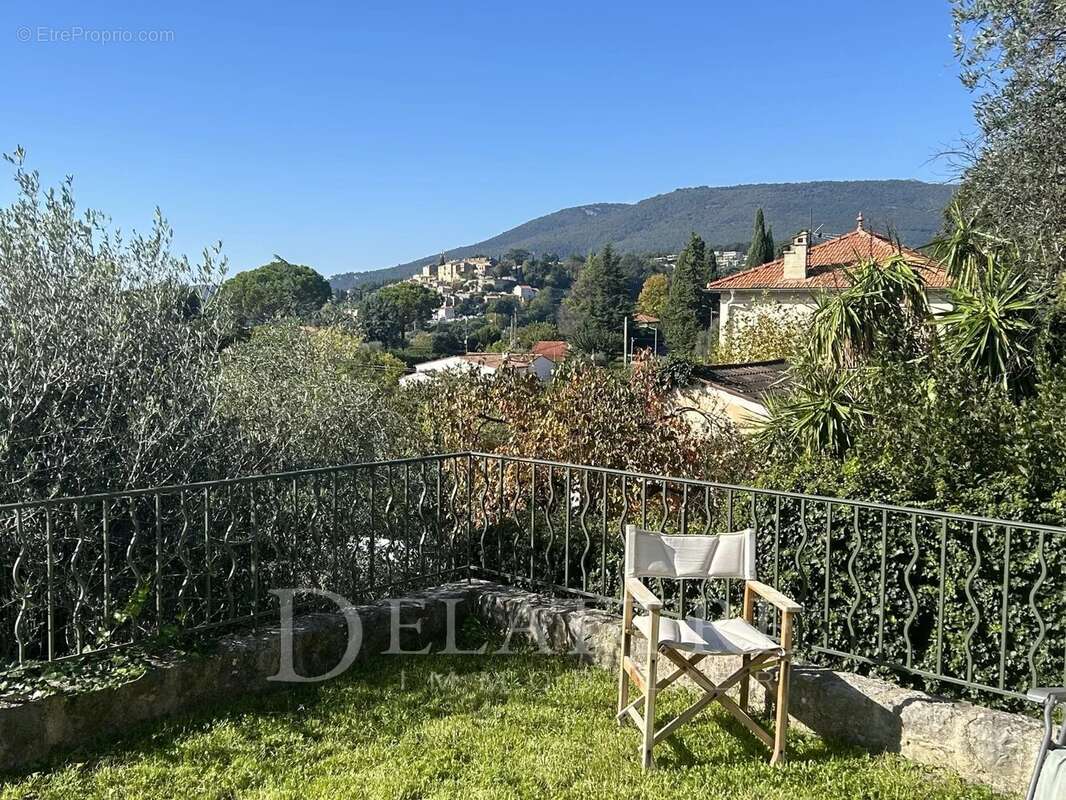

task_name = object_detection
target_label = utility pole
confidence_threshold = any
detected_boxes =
[622,316,629,365]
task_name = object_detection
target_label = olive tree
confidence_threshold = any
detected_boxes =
[0,151,236,502]
[951,0,1066,282]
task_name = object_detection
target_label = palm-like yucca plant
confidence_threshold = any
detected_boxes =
[936,257,1040,388]
[756,367,871,457]
[811,290,867,367]
[811,254,930,367]
[932,201,1011,291]
[852,253,929,316]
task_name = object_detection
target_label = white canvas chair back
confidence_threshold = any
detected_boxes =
[624,525,756,581]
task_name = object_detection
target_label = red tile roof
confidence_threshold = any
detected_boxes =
[706,227,949,292]
[531,340,569,362]
[633,313,660,324]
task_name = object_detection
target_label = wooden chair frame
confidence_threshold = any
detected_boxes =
[616,575,801,770]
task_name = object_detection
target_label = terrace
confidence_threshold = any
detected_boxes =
[2,452,1063,797]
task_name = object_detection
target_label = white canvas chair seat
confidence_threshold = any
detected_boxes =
[1035,750,1066,800]
[617,524,802,770]
[1026,687,1066,800]
[633,614,783,656]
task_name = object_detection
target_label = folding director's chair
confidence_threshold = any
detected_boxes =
[616,524,802,769]
[1026,687,1066,800]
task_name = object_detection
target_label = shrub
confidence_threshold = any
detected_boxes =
[713,295,807,364]
[218,323,409,471]
[410,360,751,482]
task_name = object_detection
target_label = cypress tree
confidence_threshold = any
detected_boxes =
[764,226,776,263]
[746,208,768,267]
[664,232,710,357]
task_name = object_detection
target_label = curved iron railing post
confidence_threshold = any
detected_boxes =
[466,453,473,581]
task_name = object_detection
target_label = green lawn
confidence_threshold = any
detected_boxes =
[1,626,1006,800]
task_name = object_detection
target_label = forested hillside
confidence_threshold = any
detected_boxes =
[331,179,954,290]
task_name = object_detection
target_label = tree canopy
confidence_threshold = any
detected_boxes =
[637,273,669,320]
[359,282,440,347]
[951,0,1066,283]
[220,257,331,326]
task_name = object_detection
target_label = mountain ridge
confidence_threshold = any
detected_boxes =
[330,179,955,290]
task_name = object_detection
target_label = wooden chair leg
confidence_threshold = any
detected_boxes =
[641,615,660,770]
[741,582,755,716]
[739,654,751,714]
[772,610,795,766]
[617,593,634,724]
[771,656,791,765]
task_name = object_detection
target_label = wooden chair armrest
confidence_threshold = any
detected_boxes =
[745,580,802,614]
[624,577,663,611]
[1028,686,1066,705]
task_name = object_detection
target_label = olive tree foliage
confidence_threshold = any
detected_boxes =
[0,153,412,504]
[218,323,413,471]
[0,151,236,502]
[951,0,1066,282]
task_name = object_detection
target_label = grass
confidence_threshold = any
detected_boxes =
[1,623,1007,800]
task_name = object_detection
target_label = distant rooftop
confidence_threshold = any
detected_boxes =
[462,352,541,369]
[531,340,568,362]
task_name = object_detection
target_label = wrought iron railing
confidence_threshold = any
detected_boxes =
[3,450,1065,706]
[459,453,1066,704]
[0,454,470,666]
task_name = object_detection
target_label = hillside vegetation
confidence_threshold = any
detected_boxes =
[331,179,955,290]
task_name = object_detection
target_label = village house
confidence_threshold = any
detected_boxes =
[673,359,790,433]
[707,214,952,342]
[419,256,496,285]
[531,339,569,364]
[512,284,538,302]
[399,351,554,386]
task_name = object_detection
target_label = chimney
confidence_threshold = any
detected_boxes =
[856,211,865,231]
[782,231,810,281]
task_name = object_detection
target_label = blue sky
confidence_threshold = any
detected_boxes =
[2,2,974,277]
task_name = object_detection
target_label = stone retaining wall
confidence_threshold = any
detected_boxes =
[0,584,475,773]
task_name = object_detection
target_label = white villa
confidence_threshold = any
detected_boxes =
[707,214,952,342]
[399,352,554,386]
[512,284,539,302]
